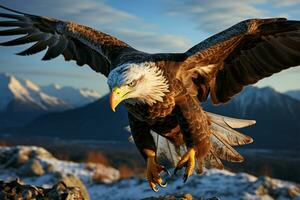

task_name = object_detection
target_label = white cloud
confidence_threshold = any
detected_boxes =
[165,0,300,33]
[273,0,300,7]
[1,0,189,53]
[106,28,190,53]
[1,0,138,25]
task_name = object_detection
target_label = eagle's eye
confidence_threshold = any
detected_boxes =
[127,80,137,87]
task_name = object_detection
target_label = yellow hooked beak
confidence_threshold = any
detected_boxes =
[109,86,130,112]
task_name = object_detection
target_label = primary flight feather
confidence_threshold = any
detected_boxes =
[1,5,300,192]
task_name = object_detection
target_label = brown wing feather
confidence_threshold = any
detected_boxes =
[0,5,137,77]
[182,18,300,104]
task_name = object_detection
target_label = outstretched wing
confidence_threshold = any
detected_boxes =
[0,5,138,77]
[180,18,300,104]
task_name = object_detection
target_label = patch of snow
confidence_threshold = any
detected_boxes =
[23,79,40,92]
[87,169,300,200]
[41,84,101,107]
[8,75,31,102]
[18,78,69,110]
[80,88,102,98]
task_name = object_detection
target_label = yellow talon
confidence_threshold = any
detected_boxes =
[174,148,196,183]
[145,150,168,192]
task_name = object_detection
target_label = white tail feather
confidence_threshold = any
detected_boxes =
[150,131,184,168]
[206,111,256,128]
[210,132,244,162]
[210,122,253,146]
[205,112,255,167]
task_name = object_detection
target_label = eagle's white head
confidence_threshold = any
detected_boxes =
[107,62,169,111]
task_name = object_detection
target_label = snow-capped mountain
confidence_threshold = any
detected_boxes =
[0,73,101,111]
[0,73,70,112]
[41,84,101,107]
[0,73,101,128]
[285,90,300,101]
[216,86,299,119]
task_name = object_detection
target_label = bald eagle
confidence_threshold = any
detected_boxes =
[1,5,300,192]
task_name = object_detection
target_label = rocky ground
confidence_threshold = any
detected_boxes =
[0,179,85,200]
[0,146,299,200]
[0,146,119,200]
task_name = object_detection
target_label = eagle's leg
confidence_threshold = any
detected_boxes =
[175,92,212,182]
[144,149,168,192]
[174,147,196,183]
[128,113,169,192]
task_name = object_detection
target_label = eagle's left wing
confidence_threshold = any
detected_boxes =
[0,5,140,77]
[180,18,300,104]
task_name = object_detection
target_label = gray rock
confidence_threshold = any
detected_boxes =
[45,162,56,173]
[18,158,45,177]
[0,146,58,177]
[252,176,300,199]
[0,146,54,169]
[86,162,120,184]
[55,173,90,200]
[1,148,29,168]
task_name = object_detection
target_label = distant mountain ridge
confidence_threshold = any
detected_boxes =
[20,95,130,141]
[285,89,300,101]
[11,86,300,150]
[41,84,101,107]
[0,73,101,128]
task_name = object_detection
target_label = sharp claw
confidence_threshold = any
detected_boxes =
[158,181,167,188]
[183,174,188,183]
[174,167,179,175]
[151,186,159,192]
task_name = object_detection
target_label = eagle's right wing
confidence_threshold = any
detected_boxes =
[180,18,300,104]
[0,5,138,77]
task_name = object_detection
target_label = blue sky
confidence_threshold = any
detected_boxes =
[0,0,300,94]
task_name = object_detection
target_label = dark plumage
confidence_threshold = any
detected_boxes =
[1,5,299,192]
